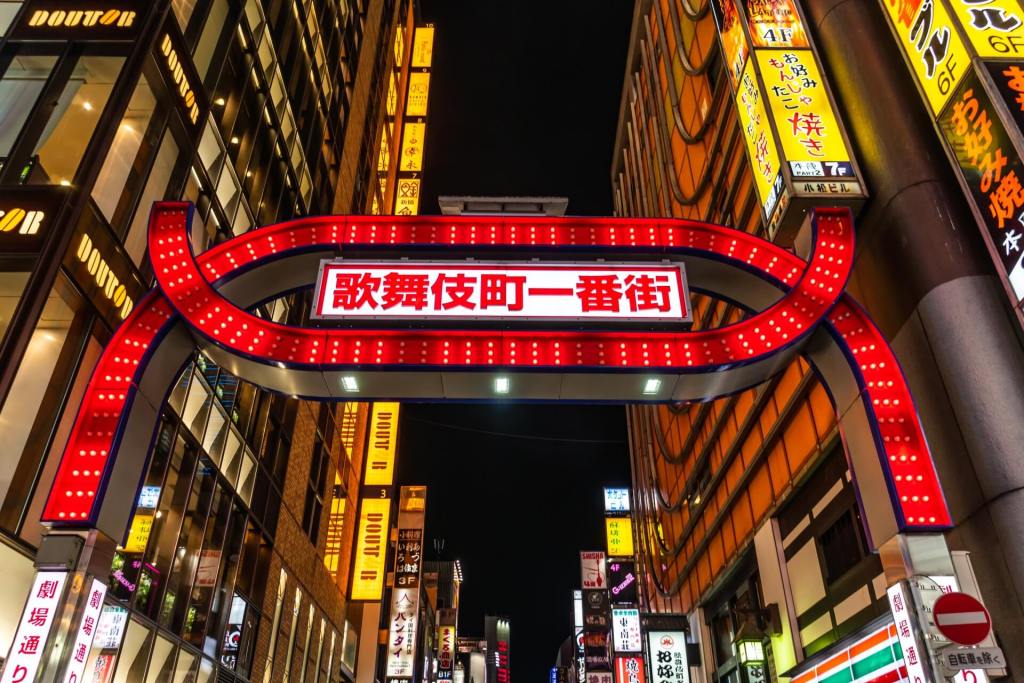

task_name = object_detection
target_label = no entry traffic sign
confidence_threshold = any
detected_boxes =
[933,592,992,645]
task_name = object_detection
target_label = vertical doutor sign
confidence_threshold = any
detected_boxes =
[349,402,400,601]
[0,572,68,683]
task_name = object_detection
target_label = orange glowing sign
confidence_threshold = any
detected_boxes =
[744,0,808,47]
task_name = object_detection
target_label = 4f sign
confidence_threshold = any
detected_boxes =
[313,261,691,324]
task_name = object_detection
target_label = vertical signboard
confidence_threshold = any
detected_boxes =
[1,572,68,683]
[386,486,427,679]
[350,402,399,601]
[605,518,634,557]
[607,561,638,604]
[580,552,607,590]
[646,632,689,683]
[574,590,586,683]
[62,579,108,683]
[614,657,646,683]
[438,624,456,680]
[712,0,866,239]
[603,488,630,513]
[386,588,419,677]
[392,25,434,215]
[485,617,511,683]
[610,609,642,653]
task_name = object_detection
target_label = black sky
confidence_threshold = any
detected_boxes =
[397,3,635,682]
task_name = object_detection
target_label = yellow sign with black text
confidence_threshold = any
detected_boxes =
[399,123,426,172]
[365,403,399,486]
[350,497,392,600]
[880,0,970,114]
[605,517,634,557]
[124,512,153,553]
[412,26,435,68]
[948,0,1024,58]
[735,58,783,220]
[406,72,431,117]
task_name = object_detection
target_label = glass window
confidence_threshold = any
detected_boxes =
[143,634,175,683]
[32,56,126,185]
[260,571,288,683]
[171,0,197,33]
[92,76,156,226]
[0,56,57,160]
[171,648,197,683]
[120,123,179,268]
[0,273,87,532]
[112,618,155,683]
[0,271,30,340]
[194,0,229,80]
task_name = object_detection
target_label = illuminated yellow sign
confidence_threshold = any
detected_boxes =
[75,233,135,319]
[350,497,392,600]
[394,178,421,216]
[27,8,136,29]
[159,33,200,125]
[399,122,426,172]
[406,72,431,117]
[123,512,153,553]
[735,58,783,219]
[365,402,399,486]
[756,49,853,171]
[605,517,634,557]
[948,0,1024,58]
[880,0,969,114]
[716,0,750,87]
[0,207,44,234]
[412,26,434,68]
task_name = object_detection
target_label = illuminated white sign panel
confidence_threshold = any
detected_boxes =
[647,631,689,683]
[887,582,931,683]
[580,551,607,589]
[611,608,642,653]
[1,572,68,683]
[313,262,691,323]
[386,588,418,678]
[63,579,108,683]
[604,488,630,512]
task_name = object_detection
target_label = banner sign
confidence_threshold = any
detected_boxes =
[1,572,68,683]
[396,528,423,588]
[603,488,630,513]
[438,624,456,680]
[581,552,608,590]
[611,609,642,653]
[9,2,145,40]
[939,70,1024,301]
[614,658,646,683]
[365,403,399,486]
[605,518,634,557]
[608,561,638,605]
[583,589,610,631]
[584,632,611,671]
[313,262,691,324]
[647,631,690,683]
[386,588,418,677]
[62,579,108,683]
[349,497,391,600]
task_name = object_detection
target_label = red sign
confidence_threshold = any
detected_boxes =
[614,657,645,683]
[313,262,691,323]
[933,592,991,645]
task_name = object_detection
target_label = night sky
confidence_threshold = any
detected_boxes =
[396,2,635,682]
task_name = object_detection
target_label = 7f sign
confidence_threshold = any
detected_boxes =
[313,261,691,323]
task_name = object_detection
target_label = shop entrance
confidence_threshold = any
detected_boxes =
[40,201,948,549]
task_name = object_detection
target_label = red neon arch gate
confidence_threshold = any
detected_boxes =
[41,203,950,551]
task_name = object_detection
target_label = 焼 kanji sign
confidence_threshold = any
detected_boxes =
[313,262,691,323]
[934,592,992,645]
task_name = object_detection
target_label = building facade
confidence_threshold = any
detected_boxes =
[0,0,429,680]
[615,0,1024,680]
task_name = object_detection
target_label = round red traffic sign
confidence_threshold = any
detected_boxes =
[933,592,991,645]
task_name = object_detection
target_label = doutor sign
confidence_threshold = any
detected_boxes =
[933,592,991,646]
